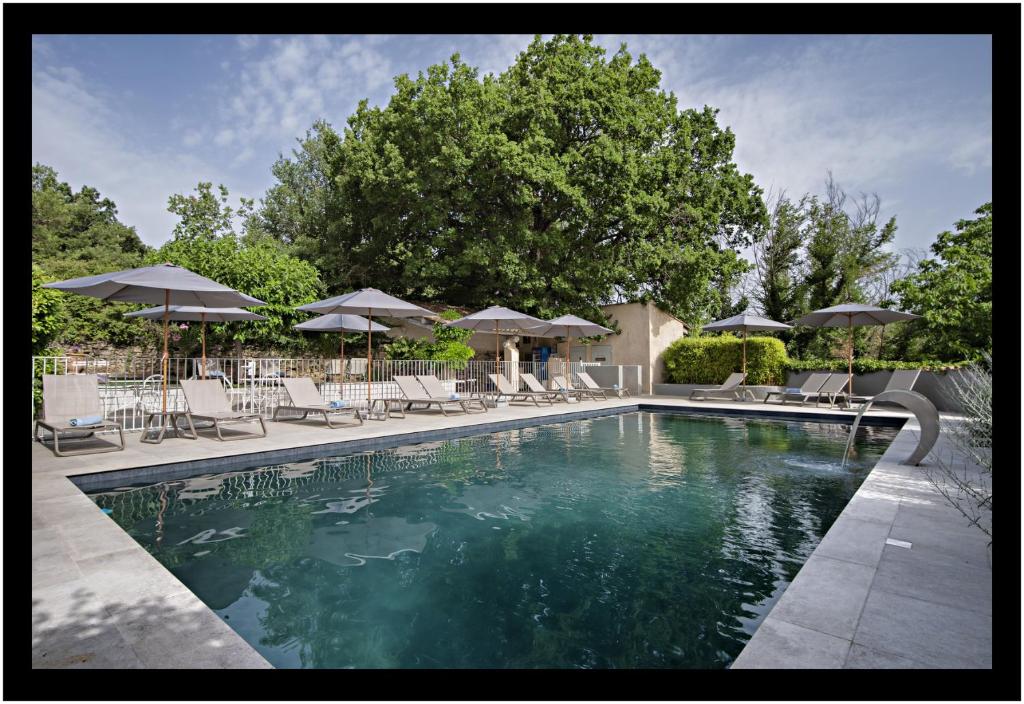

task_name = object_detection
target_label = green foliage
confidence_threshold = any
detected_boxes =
[32,164,155,347]
[890,203,992,361]
[255,35,765,325]
[663,335,788,385]
[383,336,434,360]
[783,358,967,374]
[32,265,64,355]
[384,311,477,368]
[166,181,255,242]
[147,192,325,351]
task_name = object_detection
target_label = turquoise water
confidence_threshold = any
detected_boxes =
[89,412,897,669]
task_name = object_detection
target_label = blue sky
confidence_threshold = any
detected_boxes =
[32,34,991,256]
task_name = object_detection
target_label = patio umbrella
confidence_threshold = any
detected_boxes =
[43,263,265,414]
[701,311,792,386]
[530,314,613,380]
[124,306,266,380]
[293,314,390,382]
[445,306,548,363]
[296,289,435,407]
[791,303,921,395]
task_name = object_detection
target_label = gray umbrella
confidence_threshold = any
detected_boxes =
[702,311,792,386]
[43,263,265,413]
[294,314,390,382]
[791,303,921,394]
[445,306,548,363]
[124,306,267,380]
[296,289,435,405]
[530,314,614,373]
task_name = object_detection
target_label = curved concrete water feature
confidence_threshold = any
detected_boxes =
[843,390,939,468]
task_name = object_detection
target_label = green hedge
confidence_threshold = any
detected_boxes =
[663,336,788,385]
[784,358,969,374]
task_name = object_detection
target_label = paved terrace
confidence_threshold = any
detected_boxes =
[31,395,990,669]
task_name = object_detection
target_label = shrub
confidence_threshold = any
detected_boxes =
[663,336,788,385]
[784,358,970,374]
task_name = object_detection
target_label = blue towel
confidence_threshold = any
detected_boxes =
[69,415,103,427]
[449,393,461,400]
[784,387,802,394]
[612,384,619,389]
[329,400,350,409]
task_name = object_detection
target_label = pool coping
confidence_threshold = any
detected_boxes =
[32,396,926,670]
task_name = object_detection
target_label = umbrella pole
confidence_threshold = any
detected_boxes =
[367,310,373,408]
[878,324,886,359]
[201,313,207,380]
[162,290,169,414]
[566,335,572,386]
[848,316,854,395]
[495,320,500,377]
[340,334,345,384]
[742,328,747,385]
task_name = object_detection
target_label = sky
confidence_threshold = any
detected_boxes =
[32,34,992,257]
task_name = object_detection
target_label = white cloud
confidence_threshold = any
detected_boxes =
[213,128,235,146]
[182,129,203,147]
[237,34,260,51]
[213,35,396,162]
[32,63,251,247]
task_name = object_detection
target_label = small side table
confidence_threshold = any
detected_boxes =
[141,411,198,443]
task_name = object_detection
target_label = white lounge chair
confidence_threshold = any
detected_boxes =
[34,374,125,456]
[551,375,595,401]
[179,379,267,441]
[764,372,831,405]
[688,372,748,401]
[416,374,487,413]
[272,377,363,427]
[847,369,922,405]
[520,372,575,403]
[394,375,472,415]
[488,373,554,406]
[577,371,630,398]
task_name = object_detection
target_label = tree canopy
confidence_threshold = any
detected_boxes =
[891,203,992,360]
[255,34,766,327]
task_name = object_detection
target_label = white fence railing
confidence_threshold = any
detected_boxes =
[31,356,596,435]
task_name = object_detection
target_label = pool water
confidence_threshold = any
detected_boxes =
[89,412,898,669]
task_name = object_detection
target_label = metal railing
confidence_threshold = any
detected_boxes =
[31,355,593,435]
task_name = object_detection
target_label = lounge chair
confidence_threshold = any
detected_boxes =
[767,373,851,408]
[688,372,748,401]
[272,377,364,427]
[416,374,488,413]
[520,372,575,403]
[577,371,630,398]
[846,369,922,405]
[394,375,474,415]
[488,373,554,406]
[551,375,595,401]
[34,374,125,456]
[764,372,831,405]
[179,379,267,441]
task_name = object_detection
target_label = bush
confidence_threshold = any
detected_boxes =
[663,336,788,385]
[784,358,970,374]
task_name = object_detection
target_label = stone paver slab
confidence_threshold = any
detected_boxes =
[730,617,851,669]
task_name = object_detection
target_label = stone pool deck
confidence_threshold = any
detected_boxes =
[31,395,988,669]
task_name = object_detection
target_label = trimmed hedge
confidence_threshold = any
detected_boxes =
[663,336,788,385]
[785,358,970,374]
[664,336,969,385]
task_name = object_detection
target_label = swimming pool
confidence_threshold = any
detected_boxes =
[87,411,898,668]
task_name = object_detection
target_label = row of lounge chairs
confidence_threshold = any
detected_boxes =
[34,370,631,457]
[688,369,921,408]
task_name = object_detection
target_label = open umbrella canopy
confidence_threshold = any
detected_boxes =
[702,311,792,387]
[293,314,390,333]
[42,263,265,308]
[444,306,548,332]
[702,311,793,333]
[124,305,266,322]
[791,303,921,396]
[530,314,613,338]
[791,303,920,327]
[296,288,435,318]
